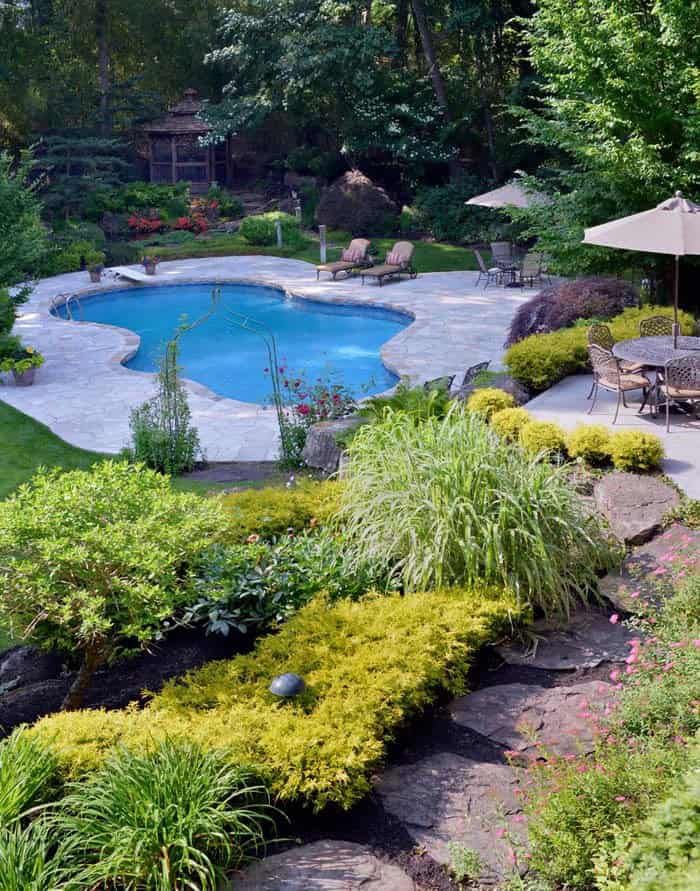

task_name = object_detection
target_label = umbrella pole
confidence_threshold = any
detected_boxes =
[674,254,680,348]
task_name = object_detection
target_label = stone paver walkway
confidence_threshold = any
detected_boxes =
[3,258,535,460]
[527,374,700,499]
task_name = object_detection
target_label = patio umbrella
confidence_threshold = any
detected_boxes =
[465,181,550,209]
[583,191,700,343]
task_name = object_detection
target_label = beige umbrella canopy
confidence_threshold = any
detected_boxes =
[465,181,550,209]
[583,191,700,337]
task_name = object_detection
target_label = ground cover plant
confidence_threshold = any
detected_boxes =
[523,575,700,889]
[504,307,695,392]
[337,408,613,611]
[31,586,522,810]
[0,462,224,709]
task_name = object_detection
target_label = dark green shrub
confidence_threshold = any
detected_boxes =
[413,179,492,243]
[358,380,452,424]
[104,240,140,266]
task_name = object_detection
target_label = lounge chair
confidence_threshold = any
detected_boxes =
[316,238,371,281]
[360,242,417,286]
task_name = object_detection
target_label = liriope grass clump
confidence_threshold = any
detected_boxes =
[338,407,612,613]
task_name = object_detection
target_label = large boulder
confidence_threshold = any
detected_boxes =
[302,416,368,475]
[593,472,680,545]
[0,646,62,689]
[315,170,398,236]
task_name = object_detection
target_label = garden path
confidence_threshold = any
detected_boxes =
[527,374,700,499]
[2,258,535,460]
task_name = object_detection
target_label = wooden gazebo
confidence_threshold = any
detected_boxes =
[142,89,230,193]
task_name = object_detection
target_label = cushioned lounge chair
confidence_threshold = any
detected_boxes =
[316,238,371,280]
[360,242,417,286]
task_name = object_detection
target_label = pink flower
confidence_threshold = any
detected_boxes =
[296,404,310,416]
[495,827,506,838]
[614,796,627,802]
[609,669,621,682]
[629,590,641,599]
[609,614,620,625]
[693,640,700,648]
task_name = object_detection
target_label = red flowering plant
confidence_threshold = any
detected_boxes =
[173,214,208,234]
[127,214,165,234]
[265,364,356,467]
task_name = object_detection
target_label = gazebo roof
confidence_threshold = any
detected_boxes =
[143,88,210,135]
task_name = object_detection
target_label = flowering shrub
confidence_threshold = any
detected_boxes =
[127,214,165,234]
[173,214,208,234]
[266,366,356,466]
[0,343,44,374]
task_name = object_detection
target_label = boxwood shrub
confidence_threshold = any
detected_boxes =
[30,587,523,811]
[504,307,695,392]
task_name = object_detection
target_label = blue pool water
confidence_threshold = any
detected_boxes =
[57,283,408,403]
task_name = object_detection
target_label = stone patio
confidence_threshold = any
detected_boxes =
[2,257,535,460]
[527,374,700,498]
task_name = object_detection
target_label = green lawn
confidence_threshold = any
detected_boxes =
[0,401,236,500]
[143,230,480,273]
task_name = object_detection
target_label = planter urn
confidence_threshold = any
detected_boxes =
[144,261,157,275]
[13,367,36,387]
[88,268,103,283]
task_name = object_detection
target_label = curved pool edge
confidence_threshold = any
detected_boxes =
[4,257,535,460]
[48,278,416,408]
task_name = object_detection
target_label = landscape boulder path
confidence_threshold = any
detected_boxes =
[233,608,639,889]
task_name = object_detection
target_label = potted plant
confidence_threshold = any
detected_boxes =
[142,254,160,275]
[85,249,106,283]
[0,343,45,386]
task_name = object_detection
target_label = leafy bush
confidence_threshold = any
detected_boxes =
[31,587,523,810]
[239,212,302,246]
[526,742,684,888]
[666,498,700,529]
[220,480,340,542]
[205,184,243,219]
[315,170,398,236]
[37,239,96,276]
[52,741,275,891]
[187,531,384,635]
[505,306,695,392]
[507,277,640,346]
[359,379,452,424]
[565,424,613,465]
[0,732,59,829]
[104,240,140,266]
[490,406,532,441]
[596,748,700,891]
[466,387,516,419]
[0,462,223,709]
[413,179,492,243]
[84,181,189,221]
[519,419,567,457]
[338,409,611,611]
[609,431,664,473]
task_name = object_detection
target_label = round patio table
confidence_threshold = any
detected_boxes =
[613,335,700,368]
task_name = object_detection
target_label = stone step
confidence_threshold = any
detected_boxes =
[593,472,680,545]
[230,840,415,890]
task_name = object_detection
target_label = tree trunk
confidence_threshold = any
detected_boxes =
[409,0,460,178]
[96,0,111,135]
[61,642,107,711]
[395,0,410,65]
[410,0,450,118]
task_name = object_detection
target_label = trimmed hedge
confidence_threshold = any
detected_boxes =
[519,419,567,456]
[504,307,695,392]
[219,481,341,542]
[31,587,522,811]
[609,431,665,473]
[465,387,515,419]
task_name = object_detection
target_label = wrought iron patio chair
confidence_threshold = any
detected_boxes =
[473,250,502,288]
[639,316,674,337]
[587,343,651,424]
[659,355,700,432]
[490,241,514,270]
[586,324,645,400]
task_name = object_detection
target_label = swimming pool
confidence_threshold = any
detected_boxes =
[56,283,409,403]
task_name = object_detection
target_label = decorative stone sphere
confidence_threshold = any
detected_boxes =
[269,672,305,698]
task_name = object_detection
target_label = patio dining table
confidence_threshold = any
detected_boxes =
[613,335,700,412]
[613,335,700,368]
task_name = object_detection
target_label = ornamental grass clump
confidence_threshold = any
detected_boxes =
[0,732,59,829]
[338,408,612,613]
[51,741,276,891]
